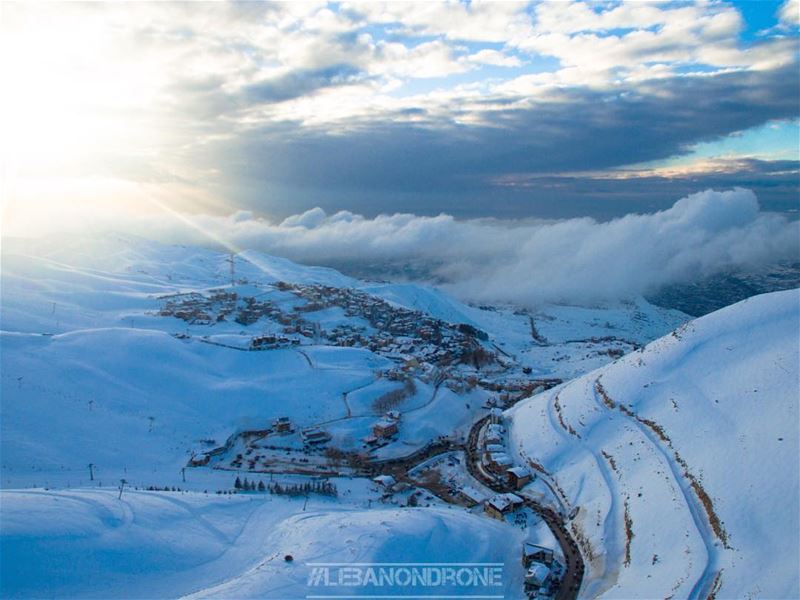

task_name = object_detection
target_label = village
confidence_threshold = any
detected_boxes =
[156,281,560,397]
[160,281,582,599]
[187,385,578,600]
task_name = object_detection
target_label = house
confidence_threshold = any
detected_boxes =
[484,492,523,520]
[373,474,396,489]
[485,423,505,444]
[456,486,487,507]
[301,427,331,445]
[484,443,505,454]
[486,452,513,474]
[403,357,420,371]
[189,454,210,467]
[373,419,399,438]
[273,416,292,433]
[522,542,555,567]
[489,407,503,423]
[524,562,552,588]
[507,466,533,489]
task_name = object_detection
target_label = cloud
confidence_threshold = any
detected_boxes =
[106,188,798,306]
[199,63,799,202]
[464,49,522,68]
[243,65,367,103]
[280,207,328,228]
[779,0,800,26]
[2,1,798,226]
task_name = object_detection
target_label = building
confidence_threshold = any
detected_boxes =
[373,474,396,489]
[373,419,399,438]
[189,454,210,467]
[524,562,552,589]
[456,486,487,508]
[507,466,533,489]
[385,410,401,421]
[273,416,292,433]
[484,443,505,454]
[484,423,505,444]
[301,427,331,445]
[403,357,420,371]
[486,452,513,474]
[484,492,523,520]
[522,543,555,568]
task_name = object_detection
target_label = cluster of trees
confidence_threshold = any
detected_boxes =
[373,379,417,413]
[461,345,495,369]
[268,480,338,497]
[233,477,337,497]
[234,477,266,491]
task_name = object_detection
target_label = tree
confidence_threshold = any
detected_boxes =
[258,481,266,492]
[234,476,242,490]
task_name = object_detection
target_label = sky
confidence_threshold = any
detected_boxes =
[0,1,798,303]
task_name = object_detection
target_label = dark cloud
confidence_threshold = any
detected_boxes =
[243,64,367,103]
[193,62,799,218]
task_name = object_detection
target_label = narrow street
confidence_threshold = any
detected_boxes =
[463,415,585,600]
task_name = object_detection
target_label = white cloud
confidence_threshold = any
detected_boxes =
[464,49,522,67]
[779,0,800,26]
[62,188,798,307]
[345,1,532,43]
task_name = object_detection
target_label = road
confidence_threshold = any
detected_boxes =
[200,376,582,599]
[463,415,585,600]
[360,413,584,600]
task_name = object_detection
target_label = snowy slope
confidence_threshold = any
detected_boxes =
[507,289,800,599]
[0,487,524,599]
[362,282,688,380]
[1,234,687,489]
[1,233,700,599]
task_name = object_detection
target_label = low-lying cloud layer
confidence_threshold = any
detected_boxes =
[137,188,798,306]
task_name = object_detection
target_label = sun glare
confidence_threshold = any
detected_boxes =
[1,4,168,236]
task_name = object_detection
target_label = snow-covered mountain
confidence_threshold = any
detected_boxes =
[1,234,795,599]
[0,234,686,489]
[507,289,799,599]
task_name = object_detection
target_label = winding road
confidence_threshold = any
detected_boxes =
[462,415,585,600]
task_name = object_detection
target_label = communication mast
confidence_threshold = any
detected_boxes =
[228,252,235,287]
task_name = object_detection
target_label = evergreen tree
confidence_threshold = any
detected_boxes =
[234,476,242,489]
